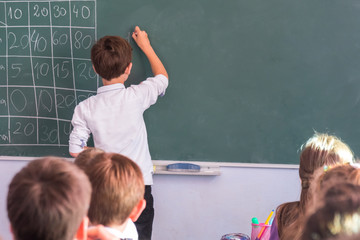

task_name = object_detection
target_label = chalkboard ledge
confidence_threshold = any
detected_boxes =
[0,156,73,162]
[152,160,299,176]
[153,160,221,176]
[0,157,299,173]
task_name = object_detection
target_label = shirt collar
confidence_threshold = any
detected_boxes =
[97,83,125,94]
[104,226,125,238]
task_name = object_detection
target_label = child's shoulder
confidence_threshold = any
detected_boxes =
[128,74,168,91]
[79,94,96,104]
[75,94,98,110]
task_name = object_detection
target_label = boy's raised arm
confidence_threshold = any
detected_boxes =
[132,26,168,79]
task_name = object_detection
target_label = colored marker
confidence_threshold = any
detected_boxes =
[252,217,259,224]
[255,209,274,240]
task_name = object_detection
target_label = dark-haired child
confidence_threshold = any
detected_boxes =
[69,26,168,240]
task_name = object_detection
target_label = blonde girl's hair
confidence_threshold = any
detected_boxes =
[277,133,354,240]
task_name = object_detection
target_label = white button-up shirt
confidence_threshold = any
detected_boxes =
[104,219,138,240]
[69,74,168,185]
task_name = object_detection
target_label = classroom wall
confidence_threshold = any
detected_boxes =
[0,160,300,240]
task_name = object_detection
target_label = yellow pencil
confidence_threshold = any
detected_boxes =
[255,209,274,240]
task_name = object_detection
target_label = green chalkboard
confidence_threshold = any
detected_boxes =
[0,0,97,157]
[2,0,360,164]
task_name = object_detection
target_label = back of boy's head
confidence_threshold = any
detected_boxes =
[74,147,104,171]
[91,36,132,80]
[85,153,144,226]
[7,157,91,240]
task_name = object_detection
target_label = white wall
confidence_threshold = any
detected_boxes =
[0,160,300,240]
[153,166,300,240]
[0,160,29,239]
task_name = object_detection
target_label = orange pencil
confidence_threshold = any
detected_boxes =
[255,209,274,240]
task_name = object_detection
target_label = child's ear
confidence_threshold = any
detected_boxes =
[74,216,89,240]
[125,62,133,75]
[129,199,146,222]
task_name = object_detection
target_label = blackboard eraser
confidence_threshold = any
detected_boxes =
[166,163,201,172]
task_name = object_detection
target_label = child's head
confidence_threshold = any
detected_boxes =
[299,133,353,208]
[74,147,104,171]
[276,133,354,240]
[91,36,132,81]
[318,164,360,191]
[7,157,91,240]
[85,152,145,226]
[323,234,360,240]
[307,164,358,215]
[299,133,353,183]
[302,183,360,240]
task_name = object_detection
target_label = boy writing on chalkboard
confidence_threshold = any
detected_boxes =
[69,26,169,240]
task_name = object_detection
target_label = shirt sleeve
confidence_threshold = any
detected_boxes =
[131,74,169,110]
[69,103,91,154]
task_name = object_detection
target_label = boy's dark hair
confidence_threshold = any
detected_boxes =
[85,153,144,226]
[7,157,91,240]
[91,36,132,80]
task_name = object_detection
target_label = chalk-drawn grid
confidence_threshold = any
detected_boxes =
[0,0,97,146]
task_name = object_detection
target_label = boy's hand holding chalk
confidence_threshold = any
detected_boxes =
[132,26,168,79]
[132,26,151,52]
